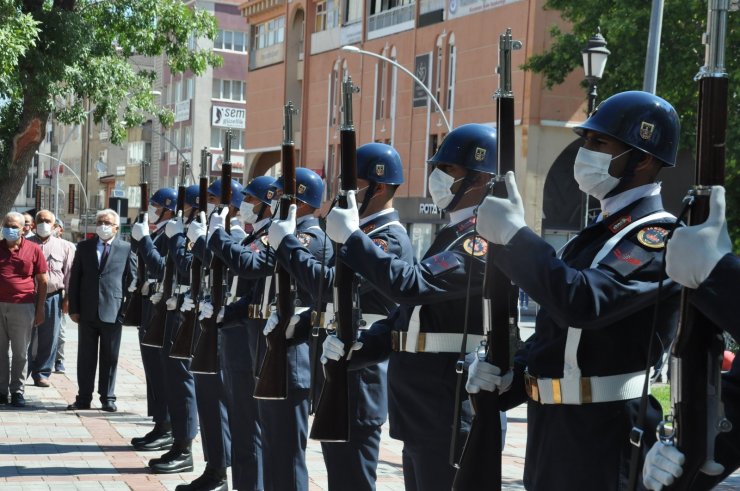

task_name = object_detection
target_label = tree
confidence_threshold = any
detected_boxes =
[0,0,222,215]
[523,0,739,251]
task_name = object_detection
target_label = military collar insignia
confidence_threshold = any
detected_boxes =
[636,226,668,249]
[640,122,655,141]
[456,216,476,233]
[463,235,488,257]
[362,223,376,234]
[608,216,632,234]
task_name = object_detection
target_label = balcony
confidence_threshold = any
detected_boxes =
[367,3,415,40]
[241,0,285,18]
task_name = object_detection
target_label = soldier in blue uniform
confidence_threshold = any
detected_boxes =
[164,183,232,491]
[208,168,332,491]
[472,91,682,490]
[643,185,740,490]
[268,143,415,490]
[133,186,198,473]
[322,124,497,491]
[129,187,177,453]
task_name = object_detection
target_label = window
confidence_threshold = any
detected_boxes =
[215,29,247,53]
[212,79,246,102]
[182,125,192,149]
[252,17,285,50]
[446,35,456,111]
[375,50,394,120]
[316,0,339,31]
[186,78,194,100]
[344,0,362,23]
[210,128,245,150]
[433,40,443,112]
[175,80,182,103]
[329,63,341,126]
[173,127,181,149]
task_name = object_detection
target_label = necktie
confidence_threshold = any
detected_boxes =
[100,242,110,271]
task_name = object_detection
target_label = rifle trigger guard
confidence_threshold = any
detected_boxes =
[311,327,321,337]
[455,360,465,375]
[629,427,644,448]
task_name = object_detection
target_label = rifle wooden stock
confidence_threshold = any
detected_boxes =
[191,136,233,374]
[123,178,149,325]
[171,166,210,359]
[254,103,298,400]
[310,78,359,442]
[454,29,520,490]
[665,4,730,488]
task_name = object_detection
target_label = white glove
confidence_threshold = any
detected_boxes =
[181,295,195,312]
[165,211,184,238]
[187,212,207,244]
[131,221,150,241]
[165,295,178,311]
[208,207,229,237]
[263,311,302,339]
[643,442,685,490]
[141,279,156,296]
[268,204,297,249]
[476,171,527,245]
[326,190,360,244]
[230,218,247,242]
[216,306,224,323]
[150,291,163,305]
[666,186,732,289]
[198,301,214,320]
[320,334,363,364]
[465,357,513,394]
[127,279,138,293]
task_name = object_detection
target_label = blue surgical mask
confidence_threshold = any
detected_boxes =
[2,227,21,242]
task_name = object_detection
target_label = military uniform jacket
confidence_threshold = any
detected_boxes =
[338,212,487,445]
[495,194,680,490]
[277,210,412,427]
[209,217,332,390]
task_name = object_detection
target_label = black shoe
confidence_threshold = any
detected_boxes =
[0,394,8,405]
[11,393,25,408]
[101,401,117,412]
[148,444,194,474]
[132,429,174,451]
[67,400,91,410]
[175,465,229,490]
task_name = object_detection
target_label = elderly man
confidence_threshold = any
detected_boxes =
[52,218,75,374]
[28,210,74,387]
[0,212,48,407]
[67,209,136,412]
[22,213,35,239]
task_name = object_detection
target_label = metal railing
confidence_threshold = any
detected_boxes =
[368,3,415,33]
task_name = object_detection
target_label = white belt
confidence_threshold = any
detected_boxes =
[392,331,485,353]
[526,370,647,405]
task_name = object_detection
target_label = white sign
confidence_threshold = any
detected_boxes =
[212,105,246,129]
[36,178,51,187]
[175,100,191,123]
[211,153,245,171]
[448,0,520,19]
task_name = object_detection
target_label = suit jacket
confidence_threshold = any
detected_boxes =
[69,236,137,324]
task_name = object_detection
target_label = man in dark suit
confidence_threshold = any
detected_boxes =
[67,209,136,412]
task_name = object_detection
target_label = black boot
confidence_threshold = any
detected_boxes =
[149,440,194,474]
[131,422,173,451]
[174,464,228,490]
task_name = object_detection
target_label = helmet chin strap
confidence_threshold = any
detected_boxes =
[358,182,378,216]
[605,149,642,198]
[186,208,197,224]
[443,173,476,212]
[257,202,270,222]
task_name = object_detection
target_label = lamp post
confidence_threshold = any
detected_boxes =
[36,151,91,237]
[341,45,452,132]
[579,28,610,228]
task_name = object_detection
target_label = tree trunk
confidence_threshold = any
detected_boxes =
[0,107,48,216]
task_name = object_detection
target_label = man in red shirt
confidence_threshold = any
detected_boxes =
[0,212,48,407]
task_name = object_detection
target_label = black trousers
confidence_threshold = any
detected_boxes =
[76,320,122,403]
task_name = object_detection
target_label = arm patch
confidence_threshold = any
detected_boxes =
[422,251,462,277]
[598,240,654,277]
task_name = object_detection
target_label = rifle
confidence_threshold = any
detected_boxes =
[254,102,298,400]
[122,160,150,325]
[661,3,733,488]
[191,132,233,374]
[142,160,188,347]
[170,149,210,359]
[309,77,360,441]
[453,28,521,490]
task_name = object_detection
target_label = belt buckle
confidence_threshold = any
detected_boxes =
[525,374,540,403]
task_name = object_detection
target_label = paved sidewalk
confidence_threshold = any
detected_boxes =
[1,320,736,490]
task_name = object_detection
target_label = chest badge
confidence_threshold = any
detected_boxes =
[297,233,312,248]
[608,216,632,234]
[636,226,668,249]
[463,236,488,257]
[372,238,389,252]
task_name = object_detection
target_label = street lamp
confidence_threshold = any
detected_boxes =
[341,45,452,132]
[36,151,91,236]
[579,28,610,228]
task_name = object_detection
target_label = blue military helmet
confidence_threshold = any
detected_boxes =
[150,187,178,211]
[273,168,324,209]
[243,175,278,204]
[427,123,498,175]
[184,184,200,208]
[574,90,680,167]
[357,143,404,185]
[208,178,244,208]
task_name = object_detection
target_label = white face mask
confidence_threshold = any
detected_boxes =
[573,147,632,201]
[240,202,259,224]
[96,224,115,241]
[35,222,53,238]
[206,203,216,215]
[147,208,160,224]
[428,168,457,210]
